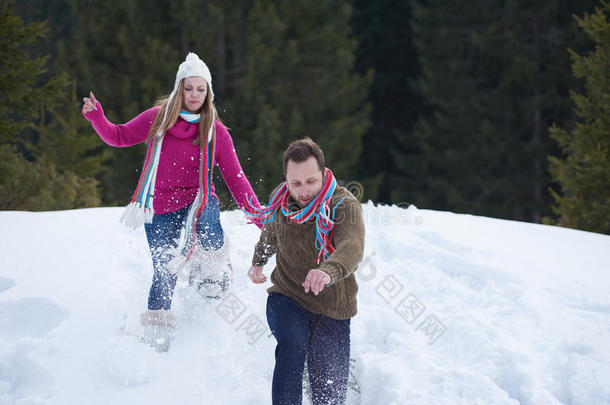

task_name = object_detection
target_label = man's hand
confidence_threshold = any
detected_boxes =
[302,269,331,295]
[248,265,267,284]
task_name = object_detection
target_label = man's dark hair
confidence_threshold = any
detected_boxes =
[282,137,325,174]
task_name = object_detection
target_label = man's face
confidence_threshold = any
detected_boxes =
[285,156,324,208]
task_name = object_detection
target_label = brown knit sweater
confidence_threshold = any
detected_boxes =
[252,185,365,319]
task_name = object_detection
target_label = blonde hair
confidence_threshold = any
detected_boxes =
[147,79,219,171]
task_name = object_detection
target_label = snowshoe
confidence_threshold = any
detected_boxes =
[140,309,176,353]
[189,259,233,300]
[186,242,233,301]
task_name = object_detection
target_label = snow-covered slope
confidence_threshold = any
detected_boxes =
[1,204,609,405]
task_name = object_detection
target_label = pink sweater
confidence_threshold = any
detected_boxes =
[83,102,261,218]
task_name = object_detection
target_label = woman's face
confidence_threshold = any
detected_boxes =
[182,76,207,113]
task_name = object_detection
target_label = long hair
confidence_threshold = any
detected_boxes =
[146,79,219,173]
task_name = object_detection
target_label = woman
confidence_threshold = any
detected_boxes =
[82,52,261,351]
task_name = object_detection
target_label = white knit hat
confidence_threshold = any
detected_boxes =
[172,52,214,101]
[156,52,214,135]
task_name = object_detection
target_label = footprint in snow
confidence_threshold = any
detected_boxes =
[0,297,69,344]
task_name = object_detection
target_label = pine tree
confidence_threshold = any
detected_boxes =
[409,0,510,217]
[351,0,424,203]
[408,0,598,221]
[547,2,610,234]
[0,1,101,210]
[51,1,178,205]
[0,0,67,144]
[38,78,109,178]
[226,0,371,202]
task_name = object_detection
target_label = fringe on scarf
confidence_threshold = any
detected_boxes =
[119,202,155,230]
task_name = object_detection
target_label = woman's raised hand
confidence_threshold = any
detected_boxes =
[82,91,98,114]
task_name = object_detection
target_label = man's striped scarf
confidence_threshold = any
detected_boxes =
[120,110,214,262]
[244,168,344,264]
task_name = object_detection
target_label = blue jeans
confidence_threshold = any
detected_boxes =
[266,293,351,405]
[144,196,224,310]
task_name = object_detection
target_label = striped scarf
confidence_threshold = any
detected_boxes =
[179,111,200,123]
[120,110,215,263]
[244,168,344,264]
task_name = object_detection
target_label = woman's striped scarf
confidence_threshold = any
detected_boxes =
[244,168,344,264]
[120,110,214,262]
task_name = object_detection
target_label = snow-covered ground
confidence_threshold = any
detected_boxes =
[0,203,609,405]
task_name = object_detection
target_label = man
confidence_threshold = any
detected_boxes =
[246,138,365,405]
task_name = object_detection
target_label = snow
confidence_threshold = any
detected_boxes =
[1,203,609,405]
